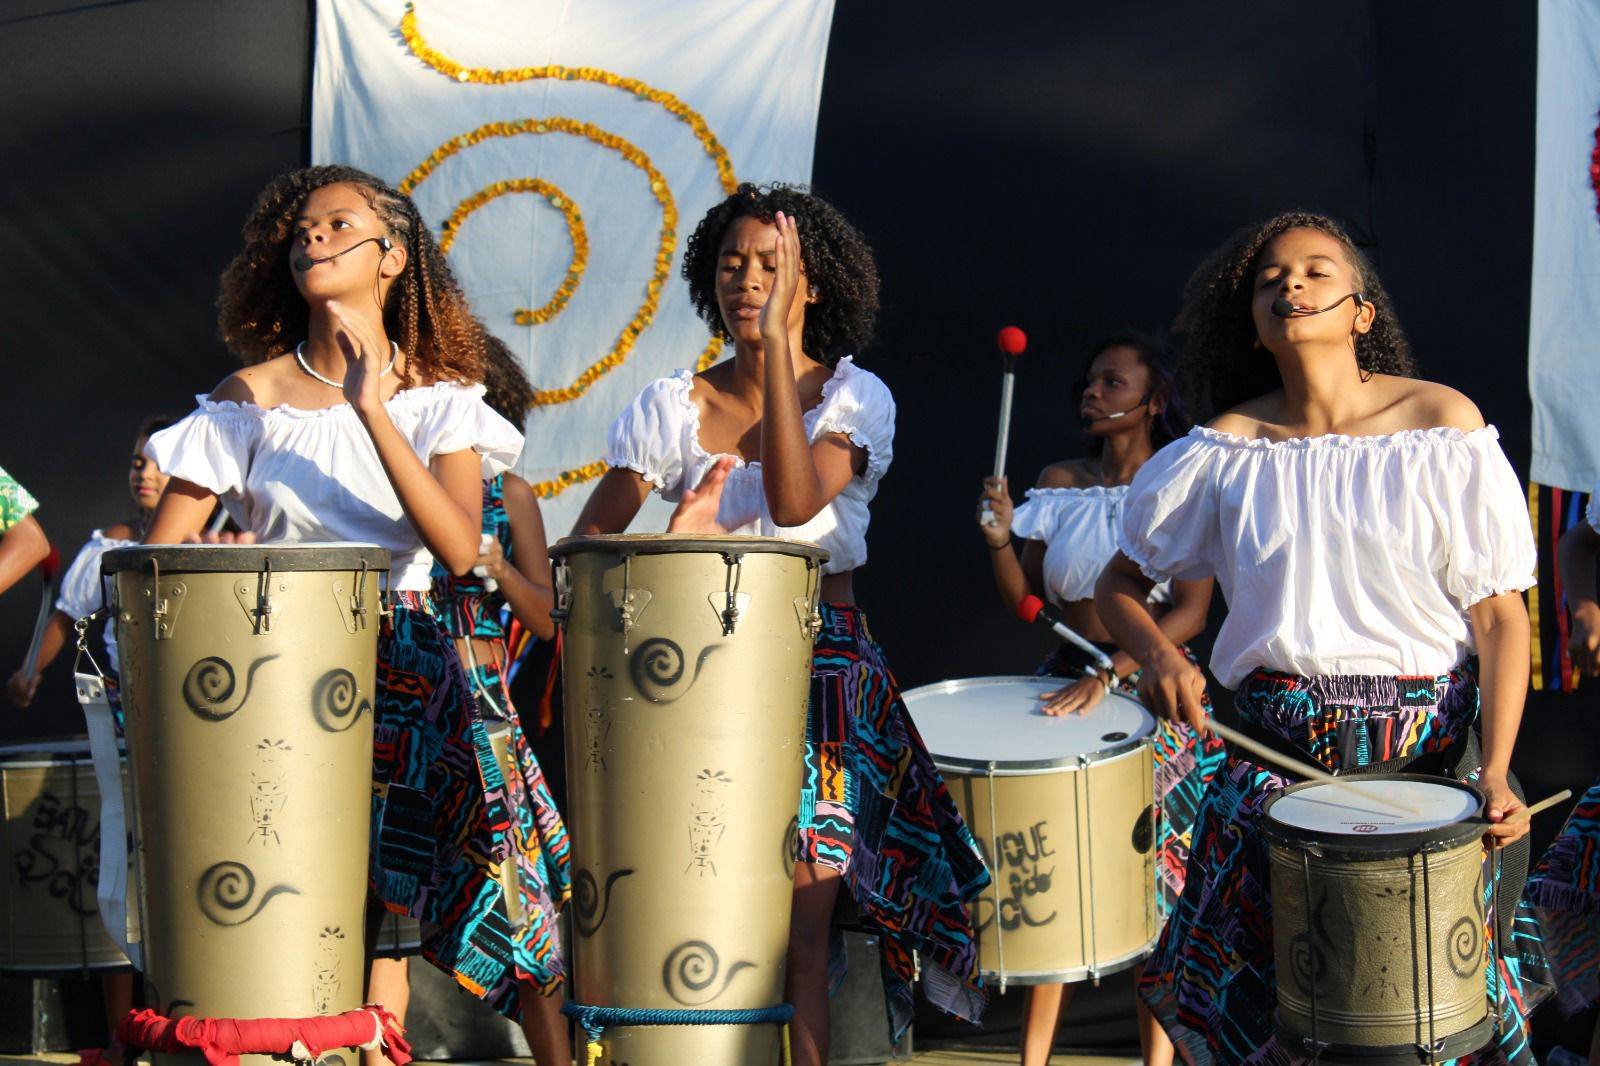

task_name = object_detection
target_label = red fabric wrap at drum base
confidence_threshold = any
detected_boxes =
[115,1005,412,1066]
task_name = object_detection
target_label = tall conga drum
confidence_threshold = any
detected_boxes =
[551,534,825,1066]
[1261,774,1492,1063]
[105,544,388,1066]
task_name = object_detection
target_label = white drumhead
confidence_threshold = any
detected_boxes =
[903,675,1155,770]
[1268,778,1480,835]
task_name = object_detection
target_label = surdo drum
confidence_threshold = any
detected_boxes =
[105,544,387,1066]
[1261,775,1493,1064]
[551,534,825,1066]
[0,738,132,971]
[903,676,1158,989]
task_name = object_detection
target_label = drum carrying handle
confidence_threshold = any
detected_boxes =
[985,761,1006,995]
[72,610,108,681]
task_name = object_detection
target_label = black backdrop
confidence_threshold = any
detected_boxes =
[1,1,1592,1054]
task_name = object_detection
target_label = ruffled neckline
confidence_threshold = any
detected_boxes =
[670,355,860,469]
[1023,484,1130,499]
[194,380,484,421]
[1190,424,1499,452]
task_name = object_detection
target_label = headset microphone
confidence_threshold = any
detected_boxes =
[1271,292,1365,319]
[293,236,394,273]
[1079,393,1152,429]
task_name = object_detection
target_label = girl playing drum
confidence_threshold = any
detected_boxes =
[1096,213,1547,1064]
[144,166,570,1065]
[574,183,989,1066]
[976,334,1223,1066]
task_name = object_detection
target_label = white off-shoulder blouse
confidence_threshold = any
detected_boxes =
[1011,485,1171,607]
[55,529,135,673]
[604,356,894,575]
[1117,425,1536,687]
[146,382,523,591]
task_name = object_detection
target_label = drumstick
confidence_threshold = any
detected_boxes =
[19,545,61,685]
[980,326,1027,528]
[1205,718,1426,816]
[1502,788,1573,825]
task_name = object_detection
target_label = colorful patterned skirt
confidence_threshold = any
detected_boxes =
[797,602,991,1041]
[1035,643,1226,922]
[464,649,572,999]
[369,595,567,1019]
[1138,666,1551,1065]
[1523,779,1600,1013]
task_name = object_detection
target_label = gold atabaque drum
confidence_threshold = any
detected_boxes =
[1262,775,1492,1064]
[903,676,1158,988]
[0,737,131,971]
[106,544,388,1066]
[551,534,825,1066]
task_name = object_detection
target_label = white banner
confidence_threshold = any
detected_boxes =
[1530,0,1600,491]
[313,0,834,531]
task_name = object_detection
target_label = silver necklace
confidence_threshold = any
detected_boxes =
[295,341,399,390]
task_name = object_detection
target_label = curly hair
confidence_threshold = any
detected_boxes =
[216,165,487,386]
[681,182,879,367]
[1175,211,1415,418]
[480,331,534,427]
[1070,332,1190,452]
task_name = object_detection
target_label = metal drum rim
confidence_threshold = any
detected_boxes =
[548,532,828,565]
[1274,1011,1494,1064]
[102,542,392,574]
[906,675,1156,772]
[978,935,1157,985]
[1260,772,1487,857]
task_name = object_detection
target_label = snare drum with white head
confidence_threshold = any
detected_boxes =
[1262,774,1492,1064]
[903,676,1157,987]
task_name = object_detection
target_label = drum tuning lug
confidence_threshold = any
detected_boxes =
[709,592,751,635]
[610,588,652,634]
[234,567,290,634]
[149,583,186,640]
[793,597,822,639]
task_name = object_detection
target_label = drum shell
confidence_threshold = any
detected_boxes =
[1263,777,1490,1060]
[938,744,1156,983]
[554,536,823,1066]
[0,740,132,972]
[109,546,385,1066]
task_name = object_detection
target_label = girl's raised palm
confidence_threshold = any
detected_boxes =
[759,211,802,342]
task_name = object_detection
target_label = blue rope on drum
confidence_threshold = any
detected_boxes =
[561,1002,796,1064]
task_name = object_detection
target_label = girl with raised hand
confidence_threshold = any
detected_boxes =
[976,334,1222,1066]
[143,166,569,1065]
[1095,212,1546,1064]
[574,183,988,1066]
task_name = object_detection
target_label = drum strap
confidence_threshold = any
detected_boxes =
[75,670,142,971]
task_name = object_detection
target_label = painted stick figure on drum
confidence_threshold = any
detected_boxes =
[248,738,292,846]
[687,768,731,875]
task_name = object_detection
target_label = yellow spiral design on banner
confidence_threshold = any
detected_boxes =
[400,4,739,496]
[438,178,588,327]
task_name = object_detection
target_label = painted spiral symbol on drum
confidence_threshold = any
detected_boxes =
[1289,932,1328,996]
[183,654,279,722]
[661,940,754,1006]
[196,861,301,926]
[1448,914,1483,978]
[573,866,634,937]
[781,816,800,876]
[630,638,721,704]
[313,668,371,733]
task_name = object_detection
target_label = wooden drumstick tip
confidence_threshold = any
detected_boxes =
[1502,788,1574,825]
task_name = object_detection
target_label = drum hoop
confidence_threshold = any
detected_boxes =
[933,740,1151,776]
[1273,1011,1494,1063]
[1260,772,1486,857]
[907,676,1156,772]
[101,543,392,575]
[978,933,1157,985]
[549,533,828,565]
